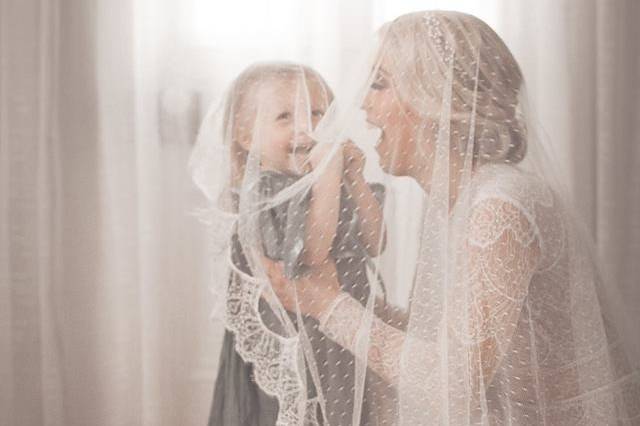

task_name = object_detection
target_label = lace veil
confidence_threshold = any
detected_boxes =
[190,11,640,425]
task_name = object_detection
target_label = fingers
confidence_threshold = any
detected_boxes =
[343,139,357,150]
[260,255,284,283]
[343,140,363,159]
[343,139,361,152]
[342,142,366,178]
[310,143,342,163]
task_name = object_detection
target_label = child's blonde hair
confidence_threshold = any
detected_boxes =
[222,62,334,188]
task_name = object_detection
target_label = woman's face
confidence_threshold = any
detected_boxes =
[362,53,440,190]
[362,58,431,178]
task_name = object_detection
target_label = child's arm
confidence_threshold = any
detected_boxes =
[301,144,344,267]
[343,141,386,257]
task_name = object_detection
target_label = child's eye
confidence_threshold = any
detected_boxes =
[311,109,325,118]
[276,111,291,121]
[290,145,311,155]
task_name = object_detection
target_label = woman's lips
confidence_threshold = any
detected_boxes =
[374,133,383,153]
[365,119,379,130]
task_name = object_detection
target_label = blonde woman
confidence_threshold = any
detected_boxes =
[262,11,640,425]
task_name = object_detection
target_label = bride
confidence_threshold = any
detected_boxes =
[259,10,640,425]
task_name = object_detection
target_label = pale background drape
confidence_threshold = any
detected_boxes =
[1,0,638,425]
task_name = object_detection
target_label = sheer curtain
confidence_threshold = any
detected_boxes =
[499,0,640,326]
[1,1,638,425]
[1,0,215,424]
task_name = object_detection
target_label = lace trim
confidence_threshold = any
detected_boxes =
[317,292,352,329]
[225,255,320,426]
[319,293,405,383]
[472,164,570,272]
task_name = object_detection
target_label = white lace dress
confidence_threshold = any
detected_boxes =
[318,164,640,425]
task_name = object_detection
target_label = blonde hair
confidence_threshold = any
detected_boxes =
[222,62,334,187]
[382,11,527,164]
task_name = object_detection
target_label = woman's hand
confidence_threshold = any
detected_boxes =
[261,256,342,319]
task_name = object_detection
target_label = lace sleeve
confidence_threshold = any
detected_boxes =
[317,293,407,382]
[455,198,542,386]
[318,198,541,389]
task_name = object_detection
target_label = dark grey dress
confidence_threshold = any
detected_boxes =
[209,171,387,426]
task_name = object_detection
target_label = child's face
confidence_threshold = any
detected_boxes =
[240,76,330,175]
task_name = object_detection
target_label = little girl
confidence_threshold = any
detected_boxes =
[206,62,388,426]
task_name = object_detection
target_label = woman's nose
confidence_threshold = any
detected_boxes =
[362,89,374,115]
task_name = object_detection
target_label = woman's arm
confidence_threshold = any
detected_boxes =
[318,198,541,390]
[318,292,407,382]
[373,296,409,330]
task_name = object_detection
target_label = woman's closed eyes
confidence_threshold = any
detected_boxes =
[370,75,388,91]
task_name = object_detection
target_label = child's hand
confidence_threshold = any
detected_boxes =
[309,143,344,173]
[343,141,366,181]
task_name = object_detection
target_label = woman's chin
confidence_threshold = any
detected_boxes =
[376,136,403,176]
[378,156,403,176]
[375,150,389,173]
[374,139,389,172]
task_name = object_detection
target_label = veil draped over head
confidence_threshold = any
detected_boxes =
[190,12,640,425]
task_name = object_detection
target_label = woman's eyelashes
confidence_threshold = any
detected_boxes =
[370,74,388,91]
